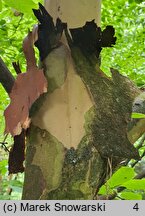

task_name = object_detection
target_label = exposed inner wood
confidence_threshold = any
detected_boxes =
[32,48,94,148]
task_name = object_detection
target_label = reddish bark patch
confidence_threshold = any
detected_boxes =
[4,32,47,136]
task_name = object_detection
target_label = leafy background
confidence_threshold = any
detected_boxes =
[101,0,145,86]
[0,0,145,199]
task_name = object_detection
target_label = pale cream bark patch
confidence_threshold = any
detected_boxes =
[44,0,101,27]
[32,46,94,149]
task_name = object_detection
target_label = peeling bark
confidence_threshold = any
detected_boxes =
[22,42,140,200]
[68,46,139,160]
[22,124,107,200]
[1,1,145,200]
[22,1,142,200]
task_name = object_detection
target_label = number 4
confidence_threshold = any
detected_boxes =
[133,203,139,211]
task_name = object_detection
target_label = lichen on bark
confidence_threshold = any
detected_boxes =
[22,125,65,199]
[23,115,108,199]
[69,46,139,160]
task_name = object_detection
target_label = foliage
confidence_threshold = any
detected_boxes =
[0,0,2,11]
[4,0,37,14]
[101,0,145,86]
[99,167,145,200]
[0,159,23,199]
[131,112,145,118]
[0,0,145,200]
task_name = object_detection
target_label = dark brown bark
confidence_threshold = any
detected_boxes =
[0,57,15,93]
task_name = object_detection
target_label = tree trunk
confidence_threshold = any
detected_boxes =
[22,0,140,200]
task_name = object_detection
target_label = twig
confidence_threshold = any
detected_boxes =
[12,61,22,74]
[3,134,8,143]
[0,142,10,152]
[0,134,10,152]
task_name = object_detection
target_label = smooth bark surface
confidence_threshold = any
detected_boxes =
[44,0,101,27]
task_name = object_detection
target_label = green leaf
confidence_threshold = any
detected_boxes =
[135,0,145,3]
[0,159,8,175]
[122,179,145,190]
[98,185,113,195]
[0,195,11,200]
[9,180,23,187]
[120,191,142,200]
[98,167,135,195]
[108,167,135,188]
[11,186,22,193]
[4,0,37,14]
[32,0,43,3]
[0,0,2,11]
[131,112,145,119]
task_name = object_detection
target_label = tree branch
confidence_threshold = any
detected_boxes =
[0,57,15,94]
[12,61,22,74]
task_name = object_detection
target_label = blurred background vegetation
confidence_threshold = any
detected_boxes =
[0,0,145,199]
